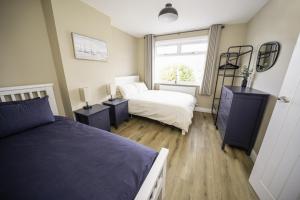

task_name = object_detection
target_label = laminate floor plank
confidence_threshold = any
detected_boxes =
[112,112,258,200]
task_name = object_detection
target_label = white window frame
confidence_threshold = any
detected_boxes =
[156,41,207,56]
[154,36,208,85]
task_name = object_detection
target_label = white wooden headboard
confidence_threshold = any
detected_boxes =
[115,75,140,86]
[0,83,58,115]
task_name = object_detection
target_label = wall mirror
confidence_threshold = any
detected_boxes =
[256,42,280,72]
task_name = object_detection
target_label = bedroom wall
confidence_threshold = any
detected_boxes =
[0,0,65,115]
[45,0,139,112]
[245,0,300,154]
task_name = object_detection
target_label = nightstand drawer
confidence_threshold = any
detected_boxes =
[89,109,110,131]
[115,101,129,125]
[74,104,111,131]
[103,99,129,128]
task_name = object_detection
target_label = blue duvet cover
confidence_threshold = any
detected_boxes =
[0,117,157,200]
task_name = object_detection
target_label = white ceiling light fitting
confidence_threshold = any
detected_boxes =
[158,3,178,23]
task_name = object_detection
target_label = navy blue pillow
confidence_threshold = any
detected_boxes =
[0,96,55,138]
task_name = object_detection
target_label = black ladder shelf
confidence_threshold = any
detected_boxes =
[211,45,253,125]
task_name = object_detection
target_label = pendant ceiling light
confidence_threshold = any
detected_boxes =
[158,3,178,23]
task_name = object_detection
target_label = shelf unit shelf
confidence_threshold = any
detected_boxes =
[211,45,253,125]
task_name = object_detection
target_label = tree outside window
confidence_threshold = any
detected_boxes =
[154,36,209,86]
[160,64,195,83]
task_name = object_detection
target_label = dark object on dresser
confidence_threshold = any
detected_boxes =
[103,99,129,128]
[74,104,110,131]
[216,86,269,155]
[241,78,248,87]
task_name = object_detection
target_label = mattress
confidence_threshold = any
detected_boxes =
[128,90,196,132]
[0,116,157,200]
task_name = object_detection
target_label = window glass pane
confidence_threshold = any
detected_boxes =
[160,65,177,83]
[156,45,177,55]
[154,54,207,85]
[181,43,208,53]
[154,36,208,85]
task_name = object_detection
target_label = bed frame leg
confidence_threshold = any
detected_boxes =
[181,130,186,135]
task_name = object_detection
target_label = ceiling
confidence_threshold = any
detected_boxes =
[81,0,269,37]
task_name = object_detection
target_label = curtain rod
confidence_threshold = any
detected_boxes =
[153,25,224,38]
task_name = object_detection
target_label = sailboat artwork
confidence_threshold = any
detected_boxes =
[72,32,108,61]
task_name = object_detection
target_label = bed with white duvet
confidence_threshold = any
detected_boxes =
[117,80,196,135]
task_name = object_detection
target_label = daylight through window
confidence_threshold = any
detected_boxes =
[154,36,209,85]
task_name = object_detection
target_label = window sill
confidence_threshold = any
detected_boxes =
[155,83,200,87]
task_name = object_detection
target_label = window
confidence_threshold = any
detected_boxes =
[154,36,208,85]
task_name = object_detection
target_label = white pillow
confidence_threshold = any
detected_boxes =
[134,82,148,93]
[118,83,139,99]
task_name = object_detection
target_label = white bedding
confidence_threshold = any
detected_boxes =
[127,90,196,132]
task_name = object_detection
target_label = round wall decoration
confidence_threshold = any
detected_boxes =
[256,41,280,72]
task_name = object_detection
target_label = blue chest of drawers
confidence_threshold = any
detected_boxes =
[217,86,269,155]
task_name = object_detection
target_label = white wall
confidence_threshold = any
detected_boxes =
[247,0,300,96]
[0,0,140,117]
[246,0,300,153]
[45,0,139,113]
[0,0,65,115]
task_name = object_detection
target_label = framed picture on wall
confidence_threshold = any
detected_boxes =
[71,32,108,61]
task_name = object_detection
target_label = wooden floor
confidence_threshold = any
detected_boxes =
[112,112,258,200]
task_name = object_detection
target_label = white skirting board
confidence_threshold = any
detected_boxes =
[194,106,211,113]
[250,150,257,163]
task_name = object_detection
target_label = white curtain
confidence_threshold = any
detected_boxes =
[200,24,222,95]
[144,34,155,89]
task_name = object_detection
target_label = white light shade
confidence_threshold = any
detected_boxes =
[158,13,178,23]
[80,87,90,102]
[106,83,116,96]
